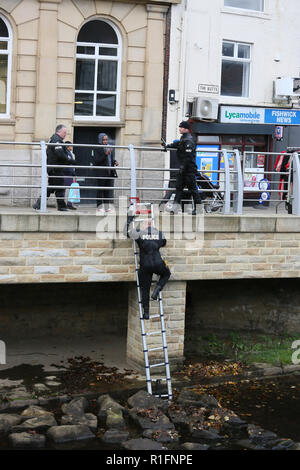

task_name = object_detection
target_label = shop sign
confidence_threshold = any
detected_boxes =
[221,106,300,125]
[198,84,219,94]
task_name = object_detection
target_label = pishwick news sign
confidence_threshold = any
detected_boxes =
[220,106,300,125]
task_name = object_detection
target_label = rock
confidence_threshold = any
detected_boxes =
[181,442,210,450]
[61,397,88,417]
[33,384,49,392]
[47,425,95,443]
[269,439,296,450]
[167,408,188,427]
[190,428,225,442]
[21,405,54,420]
[98,394,124,412]
[9,432,46,449]
[101,429,130,444]
[127,390,168,411]
[0,414,22,433]
[8,399,39,410]
[11,414,57,433]
[143,429,179,443]
[177,390,219,409]
[46,381,61,387]
[106,408,126,429]
[247,424,277,445]
[122,438,167,450]
[61,413,98,432]
[129,408,175,431]
[6,387,32,401]
[235,439,257,450]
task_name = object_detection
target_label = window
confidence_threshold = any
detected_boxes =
[0,16,12,117]
[221,41,251,97]
[74,20,121,121]
[224,0,264,11]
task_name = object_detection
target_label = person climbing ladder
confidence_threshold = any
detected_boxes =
[125,207,171,319]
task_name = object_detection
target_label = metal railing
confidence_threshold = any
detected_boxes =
[0,140,298,216]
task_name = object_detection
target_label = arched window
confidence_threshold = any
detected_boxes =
[0,16,12,117]
[74,19,121,121]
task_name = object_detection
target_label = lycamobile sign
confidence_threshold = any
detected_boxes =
[221,106,300,125]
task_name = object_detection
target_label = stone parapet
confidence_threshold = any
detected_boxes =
[0,213,299,283]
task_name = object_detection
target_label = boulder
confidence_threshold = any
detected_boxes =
[11,415,57,433]
[106,408,126,429]
[181,442,209,450]
[247,424,277,445]
[47,424,95,443]
[61,397,88,417]
[129,408,174,431]
[177,390,219,409]
[21,405,54,420]
[127,390,168,411]
[98,394,124,413]
[61,413,98,432]
[0,414,22,433]
[122,438,167,450]
[143,429,179,443]
[9,432,46,449]
[101,429,129,444]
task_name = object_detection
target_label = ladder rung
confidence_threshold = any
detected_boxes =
[151,377,167,381]
[146,331,162,336]
[134,218,151,221]
[148,346,164,352]
[154,394,170,398]
[149,314,160,319]
[150,362,166,368]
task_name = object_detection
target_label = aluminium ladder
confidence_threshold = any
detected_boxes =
[129,199,172,400]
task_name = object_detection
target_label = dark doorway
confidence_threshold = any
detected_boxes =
[73,127,116,205]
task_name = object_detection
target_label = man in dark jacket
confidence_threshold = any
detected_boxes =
[126,215,170,320]
[33,124,72,211]
[165,121,202,214]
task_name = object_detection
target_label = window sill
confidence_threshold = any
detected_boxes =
[221,7,270,20]
[0,118,15,125]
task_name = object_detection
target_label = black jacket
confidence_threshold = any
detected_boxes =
[92,147,118,178]
[166,132,198,174]
[47,133,72,177]
[126,220,166,269]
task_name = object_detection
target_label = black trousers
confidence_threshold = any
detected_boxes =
[47,175,67,209]
[174,172,202,205]
[96,178,114,207]
[138,261,171,313]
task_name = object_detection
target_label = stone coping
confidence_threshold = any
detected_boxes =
[0,211,299,233]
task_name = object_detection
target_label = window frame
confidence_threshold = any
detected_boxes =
[221,40,252,98]
[224,0,264,12]
[74,19,122,122]
[0,15,12,119]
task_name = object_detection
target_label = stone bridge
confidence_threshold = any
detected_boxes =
[0,210,300,370]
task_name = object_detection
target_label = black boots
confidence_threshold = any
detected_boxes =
[151,285,161,301]
[143,309,149,320]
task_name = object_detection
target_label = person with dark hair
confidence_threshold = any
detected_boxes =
[33,124,72,211]
[64,141,77,210]
[92,133,118,214]
[164,121,202,214]
[125,214,171,320]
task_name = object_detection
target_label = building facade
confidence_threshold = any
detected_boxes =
[167,0,300,199]
[0,0,180,205]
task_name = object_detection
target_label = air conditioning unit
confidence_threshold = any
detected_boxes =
[191,97,219,120]
[275,77,300,97]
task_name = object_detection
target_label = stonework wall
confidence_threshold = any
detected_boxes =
[127,281,186,369]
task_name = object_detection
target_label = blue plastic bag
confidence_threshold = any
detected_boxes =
[68,182,80,204]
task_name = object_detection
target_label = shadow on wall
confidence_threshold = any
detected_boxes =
[186,278,300,336]
[0,282,128,339]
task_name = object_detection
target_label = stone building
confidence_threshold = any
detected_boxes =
[0,0,180,205]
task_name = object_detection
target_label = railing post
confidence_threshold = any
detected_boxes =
[129,143,136,205]
[232,149,243,215]
[221,149,231,215]
[292,151,300,216]
[40,140,47,213]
